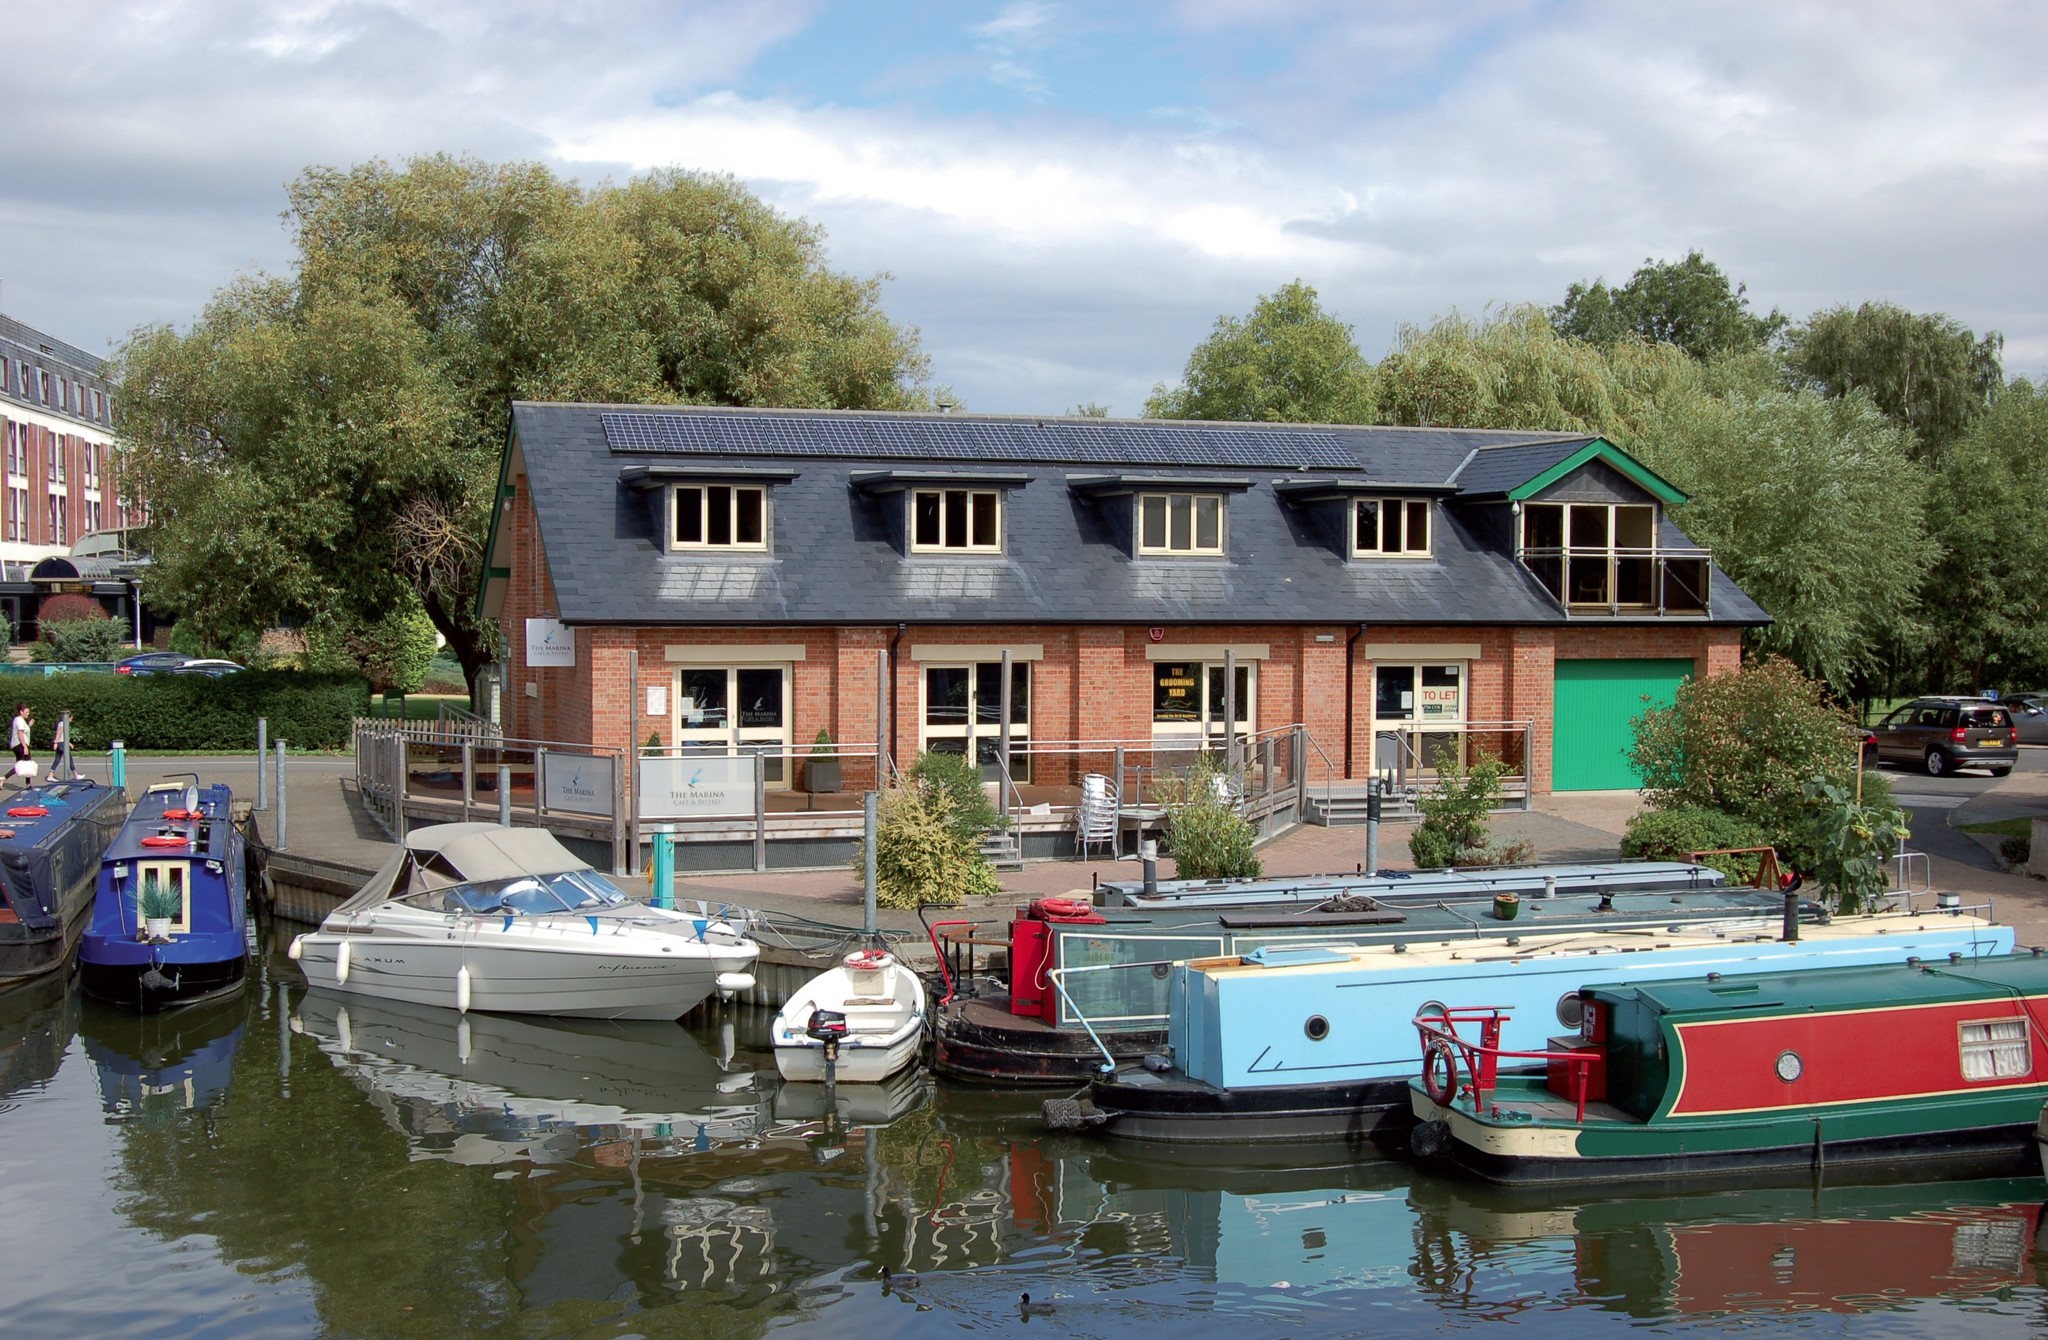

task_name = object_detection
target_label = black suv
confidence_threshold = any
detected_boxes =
[1871,697,2019,776]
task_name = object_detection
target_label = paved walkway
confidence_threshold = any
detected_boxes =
[140,745,2048,946]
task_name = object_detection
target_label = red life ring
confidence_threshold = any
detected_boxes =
[140,834,190,848]
[1036,897,1093,919]
[843,948,892,972]
[1421,1040,1462,1107]
[5,807,46,818]
[162,808,198,821]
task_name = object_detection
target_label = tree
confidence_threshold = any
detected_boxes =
[1785,301,2003,464]
[1624,389,1935,691]
[1551,250,1784,359]
[1919,379,2048,690]
[1145,281,1377,422]
[112,156,932,691]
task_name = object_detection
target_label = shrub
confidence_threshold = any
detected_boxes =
[1156,756,1261,879]
[1787,775,1911,913]
[1409,744,1527,868]
[1620,806,1773,884]
[34,616,127,663]
[1630,657,1860,844]
[38,593,106,625]
[906,749,1003,841]
[2002,834,2032,870]
[0,671,369,751]
[305,604,440,695]
[854,767,1001,910]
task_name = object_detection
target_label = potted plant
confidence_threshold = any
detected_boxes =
[806,727,842,794]
[138,871,179,941]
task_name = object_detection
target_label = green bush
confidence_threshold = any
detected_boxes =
[1156,756,1261,879]
[906,749,1003,841]
[2002,834,2031,869]
[0,670,369,751]
[305,604,440,694]
[1409,744,1529,868]
[854,768,1000,910]
[1629,657,1858,842]
[1620,806,1773,883]
[33,616,127,663]
[1788,775,1911,913]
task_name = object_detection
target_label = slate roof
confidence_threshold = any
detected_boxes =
[505,403,1768,628]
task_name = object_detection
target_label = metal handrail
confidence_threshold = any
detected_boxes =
[1046,959,1182,1076]
[1413,1006,1594,1121]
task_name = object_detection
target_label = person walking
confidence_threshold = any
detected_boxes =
[8,703,31,787]
[49,709,74,782]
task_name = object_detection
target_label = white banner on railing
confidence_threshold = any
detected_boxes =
[540,750,614,817]
[639,755,755,820]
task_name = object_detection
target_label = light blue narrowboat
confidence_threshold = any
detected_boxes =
[1057,904,2015,1146]
[80,781,248,1012]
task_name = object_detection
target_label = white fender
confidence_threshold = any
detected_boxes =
[287,935,304,962]
[456,964,472,1014]
[335,938,351,985]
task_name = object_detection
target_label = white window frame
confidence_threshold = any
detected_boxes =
[1352,497,1432,557]
[138,859,192,931]
[1137,492,1226,557]
[671,664,793,789]
[670,483,769,553]
[1150,659,1256,747]
[909,488,1002,553]
[920,662,1032,781]
[1960,1018,2032,1082]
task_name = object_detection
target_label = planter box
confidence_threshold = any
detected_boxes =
[805,759,842,794]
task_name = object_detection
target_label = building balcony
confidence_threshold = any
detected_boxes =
[1520,545,1711,616]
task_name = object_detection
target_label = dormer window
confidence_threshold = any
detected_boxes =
[912,488,1001,552]
[673,484,767,551]
[1139,492,1224,556]
[1353,498,1430,557]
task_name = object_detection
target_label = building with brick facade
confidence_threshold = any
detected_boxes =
[0,313,149,638]
[479,403,1766,815]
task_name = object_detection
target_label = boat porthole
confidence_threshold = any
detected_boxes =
[1152,963,1170,980]
[1555,994,1584,1029]
[1775,1050,1803,1083]
[1304,1014,1330,1041]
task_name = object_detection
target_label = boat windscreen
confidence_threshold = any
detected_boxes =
[410,869,633,916]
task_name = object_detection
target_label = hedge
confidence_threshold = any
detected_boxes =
[0,670,371,751]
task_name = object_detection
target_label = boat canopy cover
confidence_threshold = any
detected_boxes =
[329,824,594,918]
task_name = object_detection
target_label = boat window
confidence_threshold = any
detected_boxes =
[420,870,634,916]
[1959,1018,2031,1081]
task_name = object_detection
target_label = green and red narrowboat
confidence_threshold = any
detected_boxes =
[1408,950,2048,1186]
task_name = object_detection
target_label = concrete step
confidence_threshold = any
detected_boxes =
[980,832,1025,870]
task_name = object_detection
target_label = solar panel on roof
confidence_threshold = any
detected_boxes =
[599,412,1364,470]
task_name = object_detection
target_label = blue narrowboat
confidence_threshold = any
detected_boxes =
[0,779,127,985]
[79,781,248,1011]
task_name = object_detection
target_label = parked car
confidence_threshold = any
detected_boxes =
[170,659,243,678]
[114,652,189,676]
[1999,693,2048,744]
[1870,697,2019,776]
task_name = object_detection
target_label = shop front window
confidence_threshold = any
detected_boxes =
[922,662,1030,781]
[673,665,790,785]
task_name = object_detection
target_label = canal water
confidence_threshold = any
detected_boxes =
[4,924,2047,1338]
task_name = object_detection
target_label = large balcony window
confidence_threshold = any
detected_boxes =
[1520,502,1708,614]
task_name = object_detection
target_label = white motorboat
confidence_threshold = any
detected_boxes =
[771,948,927,1084]
[289,823,758,1020]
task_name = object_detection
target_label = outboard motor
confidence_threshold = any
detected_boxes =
[807,1008,849,1086]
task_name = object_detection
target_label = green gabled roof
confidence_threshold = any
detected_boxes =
[1505,437,1688,506]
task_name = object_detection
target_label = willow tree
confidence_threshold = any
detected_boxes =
[113,156,932,688]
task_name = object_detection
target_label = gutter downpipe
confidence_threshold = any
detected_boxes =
[886,621,907,780]
[1343,623,1368,778]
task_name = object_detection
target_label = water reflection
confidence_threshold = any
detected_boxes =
[3,940,2046,1338]
[0,967,75,1106]
[82,992,247,1122]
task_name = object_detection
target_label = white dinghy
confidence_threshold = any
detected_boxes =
[290,823,758,1020]
[772,948,927,1084]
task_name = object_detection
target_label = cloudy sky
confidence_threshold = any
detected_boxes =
[2,1,2043,414]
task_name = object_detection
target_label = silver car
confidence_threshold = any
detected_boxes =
[2000,694,2048,745]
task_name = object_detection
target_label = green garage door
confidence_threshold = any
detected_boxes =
[1552,658,1694,791]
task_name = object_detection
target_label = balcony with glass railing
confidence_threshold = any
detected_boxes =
[1519,545,1711,615]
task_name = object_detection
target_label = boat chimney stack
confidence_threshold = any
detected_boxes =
[1141,839,1159,898]
[1782,885,1800,942]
